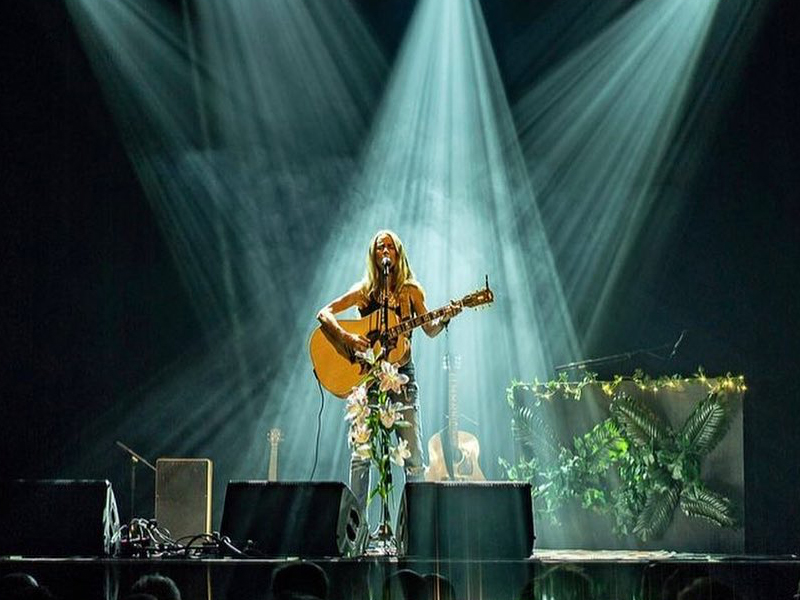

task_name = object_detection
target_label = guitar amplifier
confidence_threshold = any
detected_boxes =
[155,458,213,543]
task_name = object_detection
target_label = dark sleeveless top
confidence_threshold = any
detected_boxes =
[358,290,417,378]
[358,287,415,339]
[358,295,401,318]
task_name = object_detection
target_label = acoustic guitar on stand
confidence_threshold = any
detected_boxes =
[425,353,485,481]
[309,283,494,398]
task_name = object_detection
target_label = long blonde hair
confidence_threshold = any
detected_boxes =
[360,229,419,298]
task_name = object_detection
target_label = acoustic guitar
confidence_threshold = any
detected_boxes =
[309,285,493,398]
[426,353,485,481]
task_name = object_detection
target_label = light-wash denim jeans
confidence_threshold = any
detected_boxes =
[349,360,424,516]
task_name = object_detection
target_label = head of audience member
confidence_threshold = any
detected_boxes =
[131,574,181,600]
[0,573,54,600]
[650,565,709,600]
[423,574,456,600]
[271,561,329,600]
[123,594,159,600]
[520,565,592,600]
[0,573,39,596]
[677,577,745,600]
[382,569,426,600]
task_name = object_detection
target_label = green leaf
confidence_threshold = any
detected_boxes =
[498,456,538,484]
[680,392,733,456]
[633,485,680,541]
[610,393,669,448]
[511,402,561,461]
[573,419,627,473]
[680,485,737,528]
[581,488,606,509]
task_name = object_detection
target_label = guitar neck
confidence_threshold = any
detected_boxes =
[388,304,459,339]
[448,369,459,448]
[268,442,279,481]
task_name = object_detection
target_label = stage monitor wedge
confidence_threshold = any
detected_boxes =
[397,481,534,559]
[0,479,120,557]
[220,481,365,557]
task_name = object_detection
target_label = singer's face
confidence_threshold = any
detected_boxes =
[374,234,398,269]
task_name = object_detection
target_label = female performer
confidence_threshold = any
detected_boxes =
[316,230,457,512]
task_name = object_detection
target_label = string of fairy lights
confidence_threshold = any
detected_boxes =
[512,369,747,406]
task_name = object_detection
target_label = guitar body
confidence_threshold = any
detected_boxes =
[426,430,486,481]
[309,285,493,398]
[309,311,411,398]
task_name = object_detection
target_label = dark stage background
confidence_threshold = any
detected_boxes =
[2,0,799,554]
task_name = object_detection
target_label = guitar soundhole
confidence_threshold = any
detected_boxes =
[457,463,473,478]
[454,450,473,478]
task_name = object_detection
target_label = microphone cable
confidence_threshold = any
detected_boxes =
[309,373,326,480]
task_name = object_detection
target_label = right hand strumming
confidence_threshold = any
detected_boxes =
[344,332,371,354]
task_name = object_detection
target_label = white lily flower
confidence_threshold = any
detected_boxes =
[377,361,409,394]
[349,422,371,446]
[354,443,372,460]
[346,403,370,423]
[379,401,407,429]
[389,439,412,467]
[354,347,377,365]
[345,384,370,422]
[347,384,368,404]
[379,406,397,429]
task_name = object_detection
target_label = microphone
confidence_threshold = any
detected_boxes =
[381,256,392,273]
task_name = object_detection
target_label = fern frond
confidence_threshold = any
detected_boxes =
[576,419,627,471]
[581,419,618,451]
[610,393,669,448]
[680,393,733,456]
[633,485,680,541]
[511,403,561,462]
[680,486,737,528]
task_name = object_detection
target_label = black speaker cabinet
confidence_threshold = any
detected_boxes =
[0,480,120,557]
[220,481,365,557]
[155,458,213,543]
[397,482,534,559]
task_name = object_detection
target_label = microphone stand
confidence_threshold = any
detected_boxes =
[115,441,156,519]
[375,258,394,544]
[380,260,391,353]
[554,330,688,374]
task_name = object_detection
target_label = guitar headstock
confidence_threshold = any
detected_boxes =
[460,286,494,309]
[268,428,284,445]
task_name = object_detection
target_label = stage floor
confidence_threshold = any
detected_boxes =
[537,549,800,562]
[2,551,799,599]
